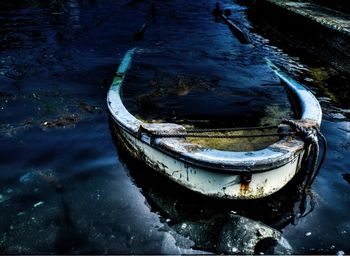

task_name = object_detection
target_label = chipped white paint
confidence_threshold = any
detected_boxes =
[107,49,323,199]
[107,48,141,134]
[119,128,304,199]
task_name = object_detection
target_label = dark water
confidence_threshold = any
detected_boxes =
[0,0,349,254]
[122,1,294,127]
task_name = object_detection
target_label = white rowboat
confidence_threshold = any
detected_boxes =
[107,48,322,199]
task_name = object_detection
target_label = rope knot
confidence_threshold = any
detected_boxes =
[281,119,318,145]
[303,129,317,145]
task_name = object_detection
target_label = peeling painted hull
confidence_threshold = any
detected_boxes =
[107,48,322,199]
[114,124,305,199]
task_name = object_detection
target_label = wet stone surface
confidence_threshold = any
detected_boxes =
[0,0,350,254]
[217,215,292,254]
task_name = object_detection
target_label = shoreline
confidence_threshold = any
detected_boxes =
[250,0,350,75]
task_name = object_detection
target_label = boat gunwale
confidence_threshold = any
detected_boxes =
[110,114,303,174]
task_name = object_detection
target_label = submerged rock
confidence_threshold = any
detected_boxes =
[160,231,209,254]
[172,221,215,250]
[167,228,195,249]
[217,215,293,255]
[171,215,228,250]
[337,250,345,255]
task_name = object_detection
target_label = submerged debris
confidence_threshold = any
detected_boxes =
[79,102,102,114]
[136,75,219,110]
[42,114,79,129]
[133,75,221,119]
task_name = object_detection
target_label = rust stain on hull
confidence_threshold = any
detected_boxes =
[239,183,250,194]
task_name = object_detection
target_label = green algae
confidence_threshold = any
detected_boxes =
[186,128,279,151]
[309,67,330,81]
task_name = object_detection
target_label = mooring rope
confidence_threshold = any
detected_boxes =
[153,132,293,139]
[281,120,327,187]
[185,124,279,133]
[280,120,327,218]
[151,124,283,138]
[310,129,327,186]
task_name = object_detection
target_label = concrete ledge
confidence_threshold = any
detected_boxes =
[265,0,350,36]
[253,0,350,74]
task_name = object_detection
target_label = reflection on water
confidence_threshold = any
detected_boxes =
[0,0,350,254]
